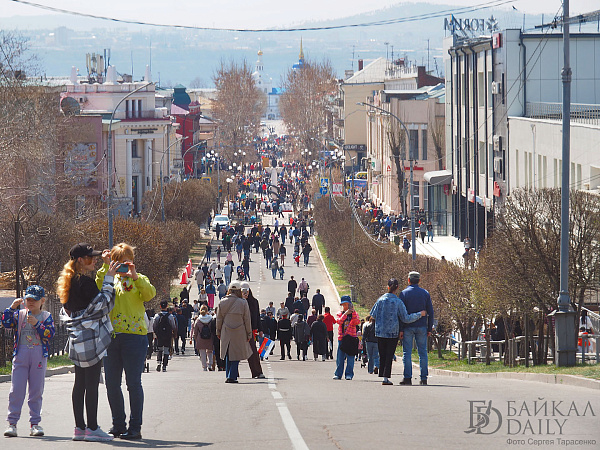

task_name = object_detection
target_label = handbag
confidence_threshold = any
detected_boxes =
[340,334,359,356]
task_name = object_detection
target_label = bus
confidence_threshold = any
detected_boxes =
[347,171,367,188]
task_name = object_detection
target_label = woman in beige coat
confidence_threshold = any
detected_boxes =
[216,281,252,383]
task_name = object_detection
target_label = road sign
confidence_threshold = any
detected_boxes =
[319,187,328,195]
[332,182,343,196]
[320,178,329,188]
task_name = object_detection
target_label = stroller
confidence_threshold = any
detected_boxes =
[236,265,245,281]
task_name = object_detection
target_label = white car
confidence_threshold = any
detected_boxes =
[212,215,229,231]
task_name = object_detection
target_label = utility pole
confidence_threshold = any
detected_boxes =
[555,0,576,367]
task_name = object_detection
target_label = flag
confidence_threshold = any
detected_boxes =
[258,337,275,360]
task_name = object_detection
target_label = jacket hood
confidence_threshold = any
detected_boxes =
[198,314,213,324]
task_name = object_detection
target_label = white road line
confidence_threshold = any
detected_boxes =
[271,391,283,399]
[276,402,310,450]
[268,383,277,389]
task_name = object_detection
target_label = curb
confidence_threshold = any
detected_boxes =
[311,235,341,305]
[422,365,600,390]
[0,364,74,383]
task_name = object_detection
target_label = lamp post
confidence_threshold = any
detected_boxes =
[107,81,151,248]
[357,101,415,261]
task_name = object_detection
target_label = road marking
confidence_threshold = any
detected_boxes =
[268,383,277,389]
[276,402,309,450]
[271,391,282,399]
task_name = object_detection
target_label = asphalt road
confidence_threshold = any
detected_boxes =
[1,215,599,449]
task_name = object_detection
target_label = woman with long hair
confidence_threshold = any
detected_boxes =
[57,243,119,442]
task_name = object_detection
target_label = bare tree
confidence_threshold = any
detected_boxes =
[387,121,407,216]
[280,59,337,153]
[212,60,265,160]
[429,113,445,170]
[188,76,206,89]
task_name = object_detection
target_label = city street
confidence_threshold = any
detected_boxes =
[1,217,599,449]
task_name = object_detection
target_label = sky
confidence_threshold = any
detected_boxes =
[1,0,598,29]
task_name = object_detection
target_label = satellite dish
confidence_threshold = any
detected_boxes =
[61,97,80,116]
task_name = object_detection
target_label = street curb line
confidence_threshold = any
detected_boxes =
[0,364,74,383]
[311,235,340,305]
[421,364,600,390]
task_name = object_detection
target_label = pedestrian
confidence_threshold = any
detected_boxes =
[402,236,411,253]
[181,300,193,337]
[266,301,276,317]
[242,256,250,281]
[419,221,427,243]
[211,308,225,371]
[370,278,424,385]
[323,306,336,359]
[310,315,328,361]
[270,258,279,279]
[279,265,285,280]
[223,261,233,287]
[277,301,289,320]
[241,283,265,379]
[217,279,228,300]
[2,285,55,438]
[311,289,325,315]
[153,300,176,372]
[216,281,253,383]
[333,296,360,380]
[206,241,212,261]
[294,315,310,361]
[287,276,297,296]
[277,314,293,360]
[199,287,208,307]
[427,221,434,242]
[301,242,312,266]
[97,243,157,440]
[216,246,222,263]
[265,246,273,269]
[57,243,118,441]
[195,265,204,291]
[179,286,189,304]
[174,308,187,355]
[361,316,379,375]
[191,305,214,371]
[279,244,286,266]
[301,295,310,319]
[298,277,309,299]
[205,281,216,309]
[399,272,434,386]
[214,265,223,285]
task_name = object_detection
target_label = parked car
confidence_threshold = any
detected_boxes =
[212,214,229,231]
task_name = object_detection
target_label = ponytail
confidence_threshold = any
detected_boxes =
[56,259,77,304]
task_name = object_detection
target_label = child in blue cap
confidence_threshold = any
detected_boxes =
[2,285,55,438]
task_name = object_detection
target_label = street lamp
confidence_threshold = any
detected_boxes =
[107,81,151,248]
[357,101,415,261]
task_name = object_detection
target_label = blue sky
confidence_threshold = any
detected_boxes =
[2,0,597,29]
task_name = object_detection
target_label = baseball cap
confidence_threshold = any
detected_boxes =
[340,295,352,305]
[24,285,45,301]
[240,281,250,292]
[229,280,242,290]
[70,243,102,260]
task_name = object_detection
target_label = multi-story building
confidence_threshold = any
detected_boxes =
[252,49,282,120]
[445,28,600,249]
[61,64,175,216]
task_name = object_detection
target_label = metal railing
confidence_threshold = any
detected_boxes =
[526,102,600,126]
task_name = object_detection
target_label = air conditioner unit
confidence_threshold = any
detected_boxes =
[493,157,503,174]
[491,81,502,95]
[493,135,502,152]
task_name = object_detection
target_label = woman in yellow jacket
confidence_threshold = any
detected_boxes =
[96,243,156,440]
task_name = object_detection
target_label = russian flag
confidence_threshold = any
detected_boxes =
[258,337,275,360]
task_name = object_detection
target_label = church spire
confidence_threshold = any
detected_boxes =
[299,37,304,63]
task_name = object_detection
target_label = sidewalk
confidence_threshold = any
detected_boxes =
[413,234,466,263]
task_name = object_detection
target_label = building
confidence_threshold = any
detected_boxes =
[252,49,282,120]
[61,64,175,216]
[445,28,600,249]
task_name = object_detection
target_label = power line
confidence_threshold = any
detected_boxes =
[9,0,516,33]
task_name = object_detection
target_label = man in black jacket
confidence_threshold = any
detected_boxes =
[241,282,265,378]
[311,289,325,315]
[287,276,297,296]
[277,314,293,360]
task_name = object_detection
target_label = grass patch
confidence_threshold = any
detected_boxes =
[421,350,600,380]
[0,353,73,376]
[315,236,370,318]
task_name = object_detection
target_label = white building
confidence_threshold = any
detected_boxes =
[445,28,600,249]
[252,50,282,120]
[61,65,176,216]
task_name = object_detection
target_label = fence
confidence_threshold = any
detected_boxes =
[526,102,600,126]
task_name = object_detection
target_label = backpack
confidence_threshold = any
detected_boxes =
[156,313,172,339]
[200,321,212,340]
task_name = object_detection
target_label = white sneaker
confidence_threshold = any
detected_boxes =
[30,424,44,436]
[84,426,114,442]
[4,424,17,437]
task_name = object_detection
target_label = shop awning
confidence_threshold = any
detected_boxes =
[424,169,453,186]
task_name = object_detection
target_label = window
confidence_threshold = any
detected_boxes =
[422,129,428,160]
[412,181,420,208]
[409,130,419,160]
[131,140,138,158]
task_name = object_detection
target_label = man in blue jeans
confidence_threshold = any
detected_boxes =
[399,271,434,386]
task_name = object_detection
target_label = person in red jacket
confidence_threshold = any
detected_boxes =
[333,296,360,380]
[322,307,336,360]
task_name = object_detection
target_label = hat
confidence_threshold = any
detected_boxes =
[229,280,242,290]
[160,300,169,309]
[24,285,45,301]
[240,281,250,292]
[70,243,102,260]
[340,295,352,305]
[408,271,421,282]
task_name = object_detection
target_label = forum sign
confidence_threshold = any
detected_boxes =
[444,15,499,36]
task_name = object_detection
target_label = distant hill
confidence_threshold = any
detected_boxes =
[0,2,554,87]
